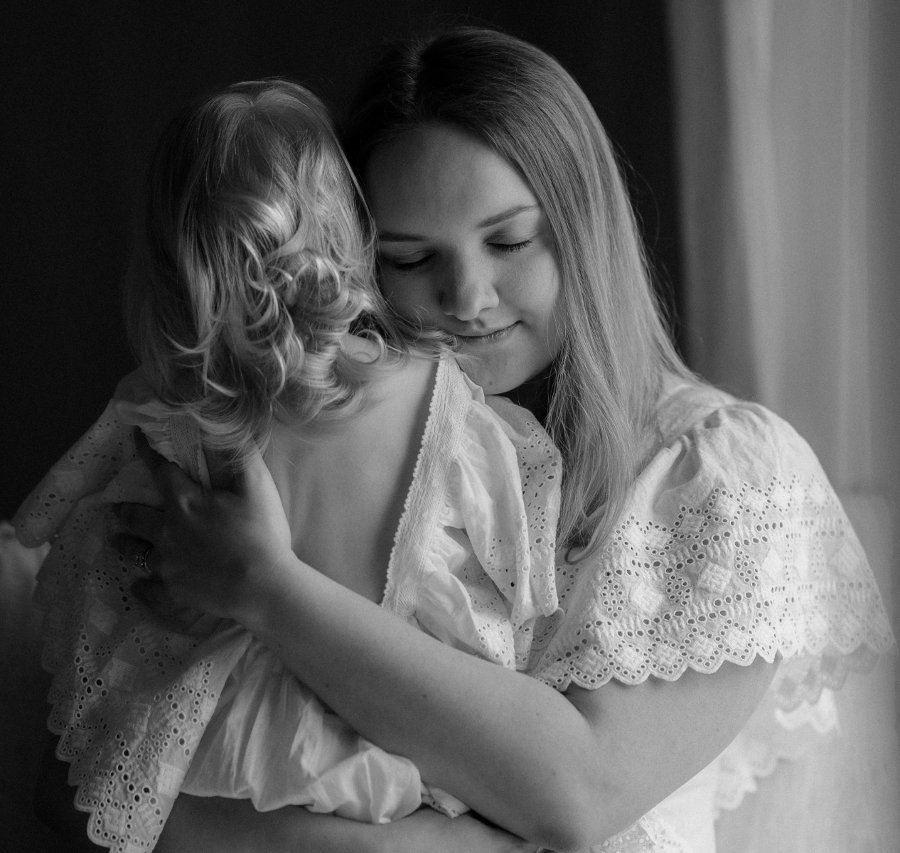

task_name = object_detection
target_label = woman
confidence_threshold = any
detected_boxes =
[89,27,893,852]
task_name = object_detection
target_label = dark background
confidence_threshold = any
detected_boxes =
[1,0,683,518]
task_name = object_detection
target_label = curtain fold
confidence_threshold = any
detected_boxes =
[667,1,899,849]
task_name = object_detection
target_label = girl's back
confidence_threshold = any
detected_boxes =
[265,342,435,603]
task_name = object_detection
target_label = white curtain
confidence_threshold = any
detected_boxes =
[667,1,899,849]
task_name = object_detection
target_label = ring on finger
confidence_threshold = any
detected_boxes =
[134,543,154,576]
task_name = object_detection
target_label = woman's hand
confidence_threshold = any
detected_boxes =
[117,434,295,625]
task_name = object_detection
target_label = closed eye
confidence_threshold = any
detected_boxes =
[381,254,432,272]
[490,239,532,254]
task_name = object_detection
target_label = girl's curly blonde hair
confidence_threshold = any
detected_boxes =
[125,79,405,461]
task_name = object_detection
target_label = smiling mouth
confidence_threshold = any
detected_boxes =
[452,322,520,345]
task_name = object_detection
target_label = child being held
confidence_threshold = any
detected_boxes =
[14,80,560,853]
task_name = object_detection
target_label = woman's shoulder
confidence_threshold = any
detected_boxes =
[648,378,823,496]
[526,377,894,693]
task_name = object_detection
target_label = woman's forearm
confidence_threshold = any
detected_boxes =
[239,553,606,850]
[155,794,376,853]
[156,796,537,853]
[239,554,776,851]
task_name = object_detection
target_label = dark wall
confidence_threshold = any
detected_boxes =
[2,0,681,517]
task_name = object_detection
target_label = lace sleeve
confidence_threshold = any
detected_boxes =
[13,401,138,548]
[13,375,247,852]
[528,401,895,706]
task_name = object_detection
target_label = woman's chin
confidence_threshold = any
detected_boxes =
[453,354,536,396]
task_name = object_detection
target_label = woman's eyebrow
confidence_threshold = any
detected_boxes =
[378,204,540,243]
[477,204,539,229]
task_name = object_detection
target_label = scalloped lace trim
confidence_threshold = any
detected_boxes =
[593,812,692,852]
[13,403,247,851]
[528,465,894,706]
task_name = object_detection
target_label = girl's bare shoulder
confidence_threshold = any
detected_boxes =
[344,334,437,420]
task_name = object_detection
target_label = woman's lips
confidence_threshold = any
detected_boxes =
[451,322,520,345]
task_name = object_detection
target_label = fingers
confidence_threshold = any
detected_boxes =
[154,460,201,506]
[133,428,202,502]
[132,428,156,464]
[132,577,186,622]
[204,448,237,491]
[116,502,164,544]
[131,577,169,610]
[109,532,153,565]
[231,445,274,498]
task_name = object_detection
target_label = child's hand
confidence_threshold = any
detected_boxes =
[116,432,294,625]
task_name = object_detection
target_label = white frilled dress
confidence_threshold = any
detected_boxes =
[523,382,896,852]
[13,357,561,853]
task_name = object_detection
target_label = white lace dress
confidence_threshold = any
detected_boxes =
[524,382,896,852]
[13,357,561,852]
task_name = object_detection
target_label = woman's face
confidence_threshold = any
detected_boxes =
[364,124,564,395]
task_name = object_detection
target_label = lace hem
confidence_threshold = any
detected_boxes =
[528,459,895,705]
[714,682,839,815]
[13,395,245,851]
[593,812,693,852]
[532,602,889,702]
[35,486,250,852]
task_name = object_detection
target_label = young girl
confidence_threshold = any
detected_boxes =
[119,28,896,853]
[14,79,561,852]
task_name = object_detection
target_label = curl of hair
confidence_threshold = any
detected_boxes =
[345,28,694,557]
[125,79,414,462]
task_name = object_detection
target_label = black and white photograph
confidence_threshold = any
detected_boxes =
[2,2,898,851]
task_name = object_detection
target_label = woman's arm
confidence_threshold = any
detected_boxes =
[156,796,537,853]
[37,733,535,853]
[217,551,774,851]
[122,448,776,851]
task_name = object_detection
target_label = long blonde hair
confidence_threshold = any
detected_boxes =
[125,79,404,462]
[345,27,693,557]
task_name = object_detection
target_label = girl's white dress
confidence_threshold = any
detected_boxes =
[14,357,561,852]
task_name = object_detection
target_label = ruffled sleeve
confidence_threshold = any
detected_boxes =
[14,369,202,549]
[14,399,138,550]
[528,391,895,705]
[112,370,212,488]
[12,370,247,853]
[383,360,560,670]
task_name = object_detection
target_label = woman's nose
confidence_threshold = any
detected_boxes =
[439,259,499,321]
